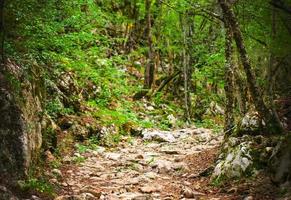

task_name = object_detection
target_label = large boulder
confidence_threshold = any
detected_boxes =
[0,61,43,181]
[236,111,264,135]
[212,135,273,183]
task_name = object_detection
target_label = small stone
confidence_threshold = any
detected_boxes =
[67,180,75,186]
[52,169,62,177]
[45,150,55,162]
[54,195,70,200]
[74,153,81,157]
[80,189,102,198]
[105,153,121,161]
[146,143,161,149]
[140,185,162,193]
[243,196,254,200]
[96,146,106,154]
[119,192,150,200]
[174,156,183,162]
[160,149,180,154]
[135,154,144,159]
[49,178,58,184]
[61,182,68,187]
[126,178,140,185]
[151,160,173,174]
[183,181,191,186]
[78,193,97,200]
[63,156,72,163]
[146,106,155,111]
[144,172,158,179]
[187,174,199,179]
[183,187,195,198]
[182,187,204,198]
[142,130,176,143]
[266,147,273,152]
[31,195,41,200]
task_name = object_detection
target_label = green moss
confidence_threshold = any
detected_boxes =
[18,178,55,196]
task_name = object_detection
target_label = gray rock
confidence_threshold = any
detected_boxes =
[151,159,173,174]
[56,193,98,200]
[243,196,254,200]
[212,137,254,180]
[140,184,162,193]
[144,172,158,179]
[142,130,176,143]
[182,186,205,198]
[30,195,41,200]
[119,192,152,200]
[238,111,262,134]
[105,153,122,161]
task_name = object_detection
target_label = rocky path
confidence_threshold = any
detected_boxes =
[55,128,231,200]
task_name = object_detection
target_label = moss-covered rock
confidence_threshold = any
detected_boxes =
[236,111,263,136]
[0,61,44,181]
[212,135,274,184]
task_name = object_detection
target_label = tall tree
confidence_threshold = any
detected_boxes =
[223,17,235,136]
[181,14,192,122]
[218,0,284,133]
[144,0,155,89]
[0,0,4,65]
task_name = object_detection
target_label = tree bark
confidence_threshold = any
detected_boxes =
[219,0,284,133]
[144,0,155,89]
[0,0,5,65]
[234,65,247,115]
[266,5,276,103]
[223,19,235,136]
[180,13,193,122]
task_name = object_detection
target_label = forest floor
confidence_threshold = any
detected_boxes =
[53,127,278,200]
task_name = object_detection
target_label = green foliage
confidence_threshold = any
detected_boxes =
[8,0,286,143]
[75,143,88,154]
[72,156,86,164]
[45,98,74,119]
[18,178,55,197]
[195,118,223,134]
[5,0,228,130]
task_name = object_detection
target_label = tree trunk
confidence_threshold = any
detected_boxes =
[144,0,155,89]
[234,65,247,115]
[266,5,276,103]
[223,19,235,136]
[218,0,284,133]
[0,0,5,65]
[180,14,192,122]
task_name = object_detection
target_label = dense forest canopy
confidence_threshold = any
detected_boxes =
[0,0,291,199]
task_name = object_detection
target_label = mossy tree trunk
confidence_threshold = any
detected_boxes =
[223,18,235,136]
[144,0,155,89]
[218,0,284,133]
[180,11,194,122]
[0,0,5,64]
